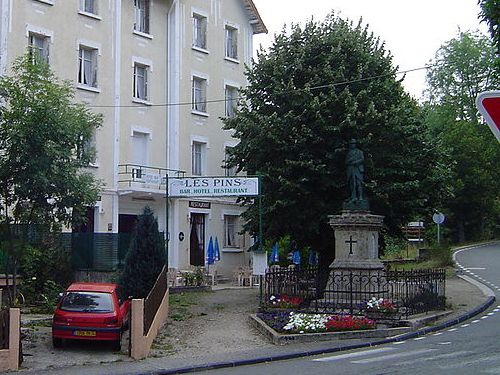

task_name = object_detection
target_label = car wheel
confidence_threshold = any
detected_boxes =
[52,337,62,348]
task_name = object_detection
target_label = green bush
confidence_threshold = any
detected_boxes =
[19,235,72,308]
[119,206,165,298]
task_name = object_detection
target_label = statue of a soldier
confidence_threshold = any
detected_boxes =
[343,139,369,211]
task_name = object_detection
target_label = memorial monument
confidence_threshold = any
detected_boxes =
[322,139,385,307]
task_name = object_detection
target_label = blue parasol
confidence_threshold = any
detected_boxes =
[292,248,301,265]
[206,236,215,265]
[308,249,318,265]
[214,236,221,261]
[269,242,279,263]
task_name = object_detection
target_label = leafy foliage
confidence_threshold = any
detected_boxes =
[119,206,166,298]
[224,14,444,258]
[424,31,500,242]
[0,54,101,305]
[478,0,500,56]
[0,54,102,228]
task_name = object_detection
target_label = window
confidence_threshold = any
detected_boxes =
[78,46,97,87]
[224,25,238,60]
[193,14,207,50]
[76,130,97,165]
[225,86,238,117]
[224,147,236,176]
[133,64,148,101]
[80,0,97,14]
[28,33,49,64]
[224,215,239,248]
[132,131,149,167]
[134,0,150,34]
[192,142,205,176]
[192,77,207,113]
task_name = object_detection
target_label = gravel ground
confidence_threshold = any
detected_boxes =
[149,287,271,359]
[18,286,269,373]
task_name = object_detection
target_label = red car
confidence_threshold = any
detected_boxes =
[52,282,130,350]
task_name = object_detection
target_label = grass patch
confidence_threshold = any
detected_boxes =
[169,291,209,321]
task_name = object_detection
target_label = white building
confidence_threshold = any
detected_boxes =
[0,0,266,277]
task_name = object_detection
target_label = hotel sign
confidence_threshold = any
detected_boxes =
[168,177,259,198]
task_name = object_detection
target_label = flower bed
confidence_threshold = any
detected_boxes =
[263,295,304,309]
[256,311,375,334]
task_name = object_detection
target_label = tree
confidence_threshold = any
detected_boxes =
[119,206,165,299]
[478,0,500,55]
[424,31,500,242]
[0,54,102,305]
[224,14,444,260]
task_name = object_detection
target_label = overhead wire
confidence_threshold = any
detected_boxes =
[87,65,435,109]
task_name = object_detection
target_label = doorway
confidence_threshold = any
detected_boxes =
[189,213,205,266]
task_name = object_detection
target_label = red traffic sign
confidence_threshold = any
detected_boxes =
[476,91,500,142]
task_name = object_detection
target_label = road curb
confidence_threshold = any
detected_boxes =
[145,294,496,375]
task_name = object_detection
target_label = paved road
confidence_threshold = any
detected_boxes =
[198,243,500,375]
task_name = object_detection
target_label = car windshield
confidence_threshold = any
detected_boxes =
[60,292,114,313]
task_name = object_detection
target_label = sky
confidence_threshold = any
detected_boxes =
[251,0,488,100]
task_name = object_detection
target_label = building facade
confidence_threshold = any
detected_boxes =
[0,0,266,277]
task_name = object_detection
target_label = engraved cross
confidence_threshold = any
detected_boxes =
[346,235,357,255]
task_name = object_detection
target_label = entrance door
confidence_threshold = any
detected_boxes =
[189,213,205,266]
[118,214,138,234]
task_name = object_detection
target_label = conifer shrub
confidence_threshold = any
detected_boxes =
[119,206,166,298]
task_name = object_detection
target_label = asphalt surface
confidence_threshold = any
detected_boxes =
[22,242,498,375]
[195,242,500,375]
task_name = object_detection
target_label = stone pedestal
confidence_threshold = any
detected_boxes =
[328,211,384,270]
[318,211,386,310]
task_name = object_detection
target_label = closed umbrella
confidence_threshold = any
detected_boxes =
[308,249,318,265]
[269,242,279,263]
[206,236,215,265]
[292,248,301,265]
[214,236,221,261]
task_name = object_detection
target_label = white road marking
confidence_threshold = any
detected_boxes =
[481,316,489,320]
[487,312,494,316]
[393,341,406,345]
[413,337,426,341]
[494,309,499,312]
[398,351,472,366]
[438,342,452,345]
[350,349,437,364]
[461,324,470,327]
[312,347,395,362]
[465,267,486,270]
[472,320,480,323]
[433,332,443,336]
[448,328,458,332]
[439,354,500,369]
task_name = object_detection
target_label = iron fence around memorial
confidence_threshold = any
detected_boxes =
[262,267,446,318]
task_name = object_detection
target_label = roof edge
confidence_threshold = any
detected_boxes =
[243,0,268,34]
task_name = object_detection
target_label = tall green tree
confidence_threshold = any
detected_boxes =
[424,31,500,242]
[0,53,102,304]
[478,0,500,55]
[224,14,445,260]
[0,54,102,226]
[119,206,165,299]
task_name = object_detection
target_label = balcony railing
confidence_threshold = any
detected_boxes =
[118,164,185,191]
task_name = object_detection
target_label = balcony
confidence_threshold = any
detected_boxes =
[118,164,185,196]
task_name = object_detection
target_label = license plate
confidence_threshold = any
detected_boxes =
[74,330,96,337]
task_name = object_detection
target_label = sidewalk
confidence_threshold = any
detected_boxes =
[24,273,495,375]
